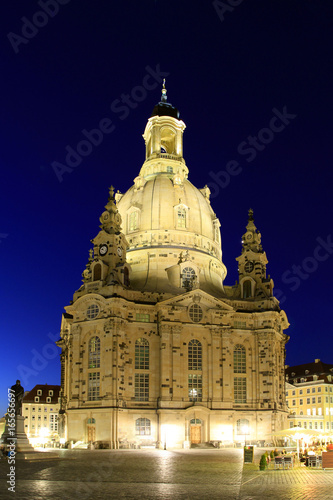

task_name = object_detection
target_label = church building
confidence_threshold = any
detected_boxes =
[57,83,290,448]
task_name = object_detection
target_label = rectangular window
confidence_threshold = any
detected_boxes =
[327,422,330,430]
[188,374,202,402]
[234,377,247,403]
[312,408,316,416]
[135,340,149,370]
[292,390,296,396]
[320,422,323,429]
[312,387,316,393]
[299,399,303,405]
[309,422,312,429]
[318,397,321,403]
[318,408,322,416]
[136,313,150,322]
[314,422,318,429]
[292,400,296,406]
[299,389,303,395]
[135,373,149,401]
[129,211,138,231]
[88,372,100,401]
[50,414,58,432]
[318,387,321,392]
[326,396,329,403]
[304,422,307,429]
[135,418,151,436]
[177,207,186,228]
[307,389,310,394]
[307,398,310,404]
[312,397,316,404]
[307,409,311,416]
[289,422,294,428]
[331,422,333,430]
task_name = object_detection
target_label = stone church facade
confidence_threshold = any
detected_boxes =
[57,84,290,448]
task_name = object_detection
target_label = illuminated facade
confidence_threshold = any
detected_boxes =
[57,84,289,448]
[286,360,333,433]
[22,384,60,446]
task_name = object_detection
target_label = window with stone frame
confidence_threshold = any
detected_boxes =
[135,338,149,370]
[188,339,202,402]
[234,377,247,403]
[188,339,202,371]
[182,267,196,290]
[135,373,149,401]
[188,374,202,402]
[233,345,246,374]
[135,418,151,435]
[177,207,186,228]
[243,280,252,298]
[236,418,249,435]
[88,372,100,401]
[88,336,101,369]
[129,211,138,231]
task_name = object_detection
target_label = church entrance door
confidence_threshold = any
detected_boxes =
[190,425,201,444]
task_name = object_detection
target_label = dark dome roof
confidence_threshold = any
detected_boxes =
[151,101,180,119]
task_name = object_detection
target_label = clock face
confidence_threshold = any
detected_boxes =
[246,233,253,240]
[245,261,254,273]
[99,244,108,256]
[117,247,123,257]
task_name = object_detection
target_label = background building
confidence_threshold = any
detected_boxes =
[57,87,290,448]
[286,360,333,433]
[22,384,60,447]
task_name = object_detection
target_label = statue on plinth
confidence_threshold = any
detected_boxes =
[10,380,24,416]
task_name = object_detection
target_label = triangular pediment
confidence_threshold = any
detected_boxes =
[157,288,234,312]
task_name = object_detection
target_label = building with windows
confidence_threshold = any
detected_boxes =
[22,384,60,446]
[57,84,289,448]
[286,360,333,433]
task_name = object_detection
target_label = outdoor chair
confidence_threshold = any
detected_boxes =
[283,456,293,469]
[308,456,317,468]
[316,456,322,468]
[274,457,284,469]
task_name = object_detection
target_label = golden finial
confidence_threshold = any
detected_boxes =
[161,79,167,101]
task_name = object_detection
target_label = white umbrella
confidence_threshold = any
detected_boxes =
[272,427,323,459]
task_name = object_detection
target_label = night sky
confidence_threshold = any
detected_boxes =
[1,1,333,417]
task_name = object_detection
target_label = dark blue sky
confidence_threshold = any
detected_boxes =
[1,0,333,417]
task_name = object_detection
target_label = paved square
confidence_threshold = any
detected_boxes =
[1,448,333,499]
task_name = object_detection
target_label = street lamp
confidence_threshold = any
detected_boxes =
[242,424,249,446]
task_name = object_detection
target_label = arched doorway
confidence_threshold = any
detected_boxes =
[190,418,202,444]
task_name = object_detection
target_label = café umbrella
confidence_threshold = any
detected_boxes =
[272,427,324,458]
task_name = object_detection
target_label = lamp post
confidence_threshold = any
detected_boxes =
[243,424,249,446]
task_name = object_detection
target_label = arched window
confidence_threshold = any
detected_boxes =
[93,263,101,281]
[89,336,100,368]
[182,267,196,289]
[177,207,186,228]
[243,280,252,298]
[188,339,202,402]
[236,418,249,435]
[135,418,151,435]
[188,339,202,370]
[233,345,246,373]
[123,267,130,286]
[135,338,149,370]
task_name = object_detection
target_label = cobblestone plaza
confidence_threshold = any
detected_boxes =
[1,448,333,499]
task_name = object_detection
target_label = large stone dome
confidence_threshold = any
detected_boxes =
[116,90,227,296]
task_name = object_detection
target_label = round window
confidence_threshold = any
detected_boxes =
[189,304,203,323]
[87,304,100,320]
